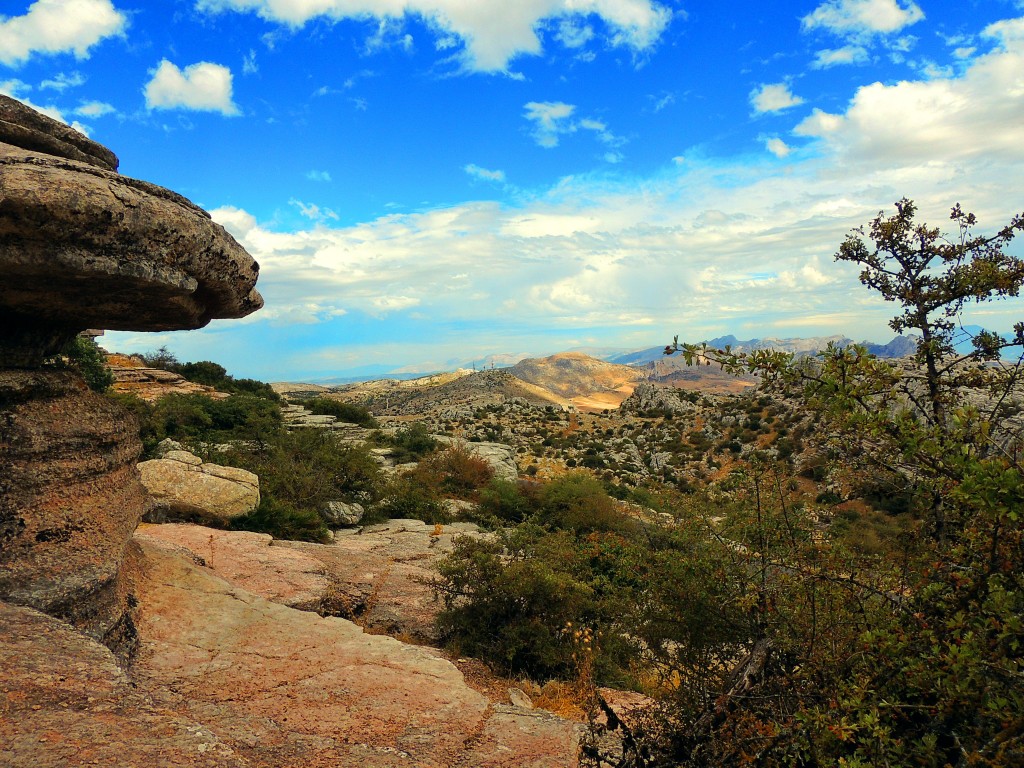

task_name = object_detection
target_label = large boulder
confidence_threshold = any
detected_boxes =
[139,451,260,524]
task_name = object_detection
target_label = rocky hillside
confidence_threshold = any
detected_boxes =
[509,352,644,407]
[329,368,566,417]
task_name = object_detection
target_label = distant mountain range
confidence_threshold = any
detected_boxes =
[303,334,930,385]
[603,334,919,367]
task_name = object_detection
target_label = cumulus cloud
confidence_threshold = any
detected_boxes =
[750,83,805,114]
[802,0,924,39]
[794,17,1024,166]
[764,137,791,157]
[201,18,1024,356]
[306,170,332,182]
[524,101,576,147]
[39,71,86,91]
[74,99,115,117]
[811,45,869,68]
[0,0,125,66]
[144,60,240,115]
[464,164,506,182]
[194,0,672,72]
[0,78,91,133]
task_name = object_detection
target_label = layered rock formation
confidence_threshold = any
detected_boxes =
[0,94,262,646]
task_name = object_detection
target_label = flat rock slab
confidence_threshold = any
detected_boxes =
[138,520,488,642]
[134,523,329,610]
[0,600,248,768]
[131,538,580,767]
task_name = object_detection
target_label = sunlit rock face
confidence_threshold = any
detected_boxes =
[0,95,262,652]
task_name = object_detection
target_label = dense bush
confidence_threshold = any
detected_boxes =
[59,336,114,392]
[230,497,330,543]
[386,422,438,463]
[411,445,494,500]
[303,396,379,428]
[222,427,381,513]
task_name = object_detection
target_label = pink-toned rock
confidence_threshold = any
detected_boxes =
[0,599,248,768]
[130,537,581,767]
[135,523,330,610]
[138,519,485,642]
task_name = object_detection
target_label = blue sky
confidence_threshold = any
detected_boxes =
[3,0,1024,380]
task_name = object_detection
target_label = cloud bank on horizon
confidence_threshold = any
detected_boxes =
[2,0,1023,380]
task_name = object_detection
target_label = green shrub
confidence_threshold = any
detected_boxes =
[230,497,330,543]
[411,445,494,500]
[538,472,632,534]
[303,397,379,428]
[60,336,114,393]
[388,422,438,463]
[376,475,448,523]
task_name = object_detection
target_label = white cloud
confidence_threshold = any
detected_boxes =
[194,0,672,72]
[555,18,594,49]
[811,45,869,68]
[802,0,924,39]
[750,83,805,114]
[202,18,1024,357]
[74,99,115,117]
[144,60,240,115]
[290,198,339,222]
[794,17,1024,166]
[39,71,86,91]
[306,170,332,182]
[0,0,125,66]
[242,49,258,74]
[524,101,576,147]
[524,103,624,149]
[765,137,791,157]
[464,164,506,182]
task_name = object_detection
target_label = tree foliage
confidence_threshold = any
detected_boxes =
[652,200,1024,767]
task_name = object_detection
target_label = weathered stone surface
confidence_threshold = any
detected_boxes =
[0,98,261,365]
[620,381,698,416]
[0,93,118,171]
[0,142,262,350]
[139,520,487,642]
[434,436,519,481]
[129,537,581,767]
[0,370,144,650]
[0,599,248,768]
[134,523,330,611]
[139,451,259,523]
[321,500,365,526]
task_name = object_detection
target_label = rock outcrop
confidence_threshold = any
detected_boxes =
[0,95,262,646]
[138,520,489,642]
[139,450,260,524]
[0,93,262,367]
[108,352,228,402]
[435,435,519,481]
